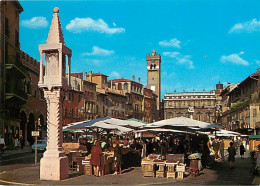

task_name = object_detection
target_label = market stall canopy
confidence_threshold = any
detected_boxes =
[104,118,129,126]
[92,122,133,133]
[216,130,240,135]
[66,117,110,129]
[146,117,223,129]
[249,135,260,139]
[62,128,85,133]
[215,130,240,137]
[134,128,194,134]
[67,117,133,133]
[127,118,148,124]
[126,120,147,128]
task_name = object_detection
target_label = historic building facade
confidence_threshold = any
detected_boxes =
[20,51,47,145]
[164,91,217,123]
[108,77,144,120]
[0,1,47,146]
[0,0,25,139]
[143,88,157,123]
[220,69,260,134]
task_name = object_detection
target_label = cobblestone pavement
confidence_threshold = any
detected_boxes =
[0,152,255,185]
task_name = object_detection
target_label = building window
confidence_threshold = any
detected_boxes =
[253,109,257,117]
[124,83,128,90]
[5,17,9,37]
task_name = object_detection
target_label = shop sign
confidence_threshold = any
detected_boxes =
[32,131,39,136]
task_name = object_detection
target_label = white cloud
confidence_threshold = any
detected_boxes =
[211,75,220,81]
[66,17,125,34]
[159,38,181,48]
[220,51,249,66]
[83,46,115,56]
[229,18,260,33]
[110,71,120,79]
[21,17,48,29]
[112,22,117,27]
[163,51,194,69]
[255,60,260,65]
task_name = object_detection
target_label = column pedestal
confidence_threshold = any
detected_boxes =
[40,90,68,180]
[40,152,68,180]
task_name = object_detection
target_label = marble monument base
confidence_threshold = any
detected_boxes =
[40,151,69,180]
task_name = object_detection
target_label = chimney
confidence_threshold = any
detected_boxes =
[138,77,141,84]
[84,72,88,80]
[227,82,230,86]
[89,71,92,82]
[132,75,135,81]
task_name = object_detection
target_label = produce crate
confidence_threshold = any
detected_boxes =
[167,165,175,172]
[142,164,154,177]
[176,165,185,172]
[84,165,92,175]
[177,172,184,179]
[156,170,165,178]
[167,172,176,179]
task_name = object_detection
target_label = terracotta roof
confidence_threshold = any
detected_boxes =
[85,73,108,77]
[70,72,83,77]
[108,78,132,83]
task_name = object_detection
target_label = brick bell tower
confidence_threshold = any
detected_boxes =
[147,50,161,112]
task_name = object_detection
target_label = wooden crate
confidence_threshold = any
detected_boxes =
[177,172,183,179]
[143,171,155,177]
[167,165,175,172]
[158,164,165,172]
[84,165,92,175]
[142,164,154,172]
[167,172,176,179]
[142,164,154,177]
[156,171,165,178]
[176,165,185,172]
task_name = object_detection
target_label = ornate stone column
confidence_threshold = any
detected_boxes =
[40,90,68,180]
[38,7,71,181]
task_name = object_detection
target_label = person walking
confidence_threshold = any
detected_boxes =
[90,140,102,176]
[219,139,225,161]
[19,135,24,149]
[240,143,245,159]
[228,142,236,169]
[0,135,5,158]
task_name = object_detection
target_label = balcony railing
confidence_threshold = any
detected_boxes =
[5,55,27,77]
[5,87,28,103]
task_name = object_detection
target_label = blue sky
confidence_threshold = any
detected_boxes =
[19,0,260,100]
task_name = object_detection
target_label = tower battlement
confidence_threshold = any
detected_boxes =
[20,50,40,73]
[146,50,161,60]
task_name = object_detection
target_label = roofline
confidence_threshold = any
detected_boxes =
[108,79,143,86]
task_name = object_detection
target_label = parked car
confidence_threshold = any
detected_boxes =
[31,140,47,152]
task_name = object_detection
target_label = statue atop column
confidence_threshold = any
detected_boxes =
[38,7,72,181]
